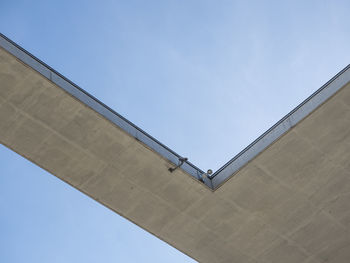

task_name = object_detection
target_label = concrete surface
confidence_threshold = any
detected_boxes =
[1,34,350,263]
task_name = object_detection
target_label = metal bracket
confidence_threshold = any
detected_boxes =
[168,157,188,173]
[198,169,213,183]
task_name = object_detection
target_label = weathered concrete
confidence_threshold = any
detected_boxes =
[1,33,350,262]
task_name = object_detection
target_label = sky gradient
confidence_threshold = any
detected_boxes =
[1,1,350,262]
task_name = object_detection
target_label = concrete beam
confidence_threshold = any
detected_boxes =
[1,33,350,262]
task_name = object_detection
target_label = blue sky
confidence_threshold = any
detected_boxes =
[1,1,350,262]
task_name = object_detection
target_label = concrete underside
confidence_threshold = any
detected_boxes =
[1,40,350,263]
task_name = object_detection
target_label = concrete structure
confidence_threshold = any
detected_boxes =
[1,32,350,262]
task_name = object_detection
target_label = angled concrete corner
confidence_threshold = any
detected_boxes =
[1,33,350,263]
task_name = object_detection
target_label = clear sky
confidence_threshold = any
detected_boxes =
[1,0,350,262]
